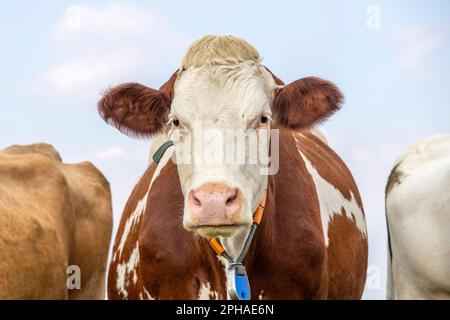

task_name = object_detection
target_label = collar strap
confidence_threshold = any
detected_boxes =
[152,140,174,164]
[208,188,267,264]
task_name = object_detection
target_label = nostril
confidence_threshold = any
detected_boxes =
[226,190,238,206]
[190,191,202,207]
[193,195,202,207]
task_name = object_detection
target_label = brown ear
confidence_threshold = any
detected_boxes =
[98,71,178,137]
[264,66,285,86]
[98,83,171,138]
[273,77,343,129]
[159,71,178,99]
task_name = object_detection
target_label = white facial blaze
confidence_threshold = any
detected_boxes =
[170,62,276,233]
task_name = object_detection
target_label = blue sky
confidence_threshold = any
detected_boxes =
[1,1,449,299]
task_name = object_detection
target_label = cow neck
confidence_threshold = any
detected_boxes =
[152,139,269,300]
[208,186,268,300]
[208,187,267,264]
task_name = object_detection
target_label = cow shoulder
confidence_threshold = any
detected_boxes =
[262,129,328,298]
[0,150,72,229]
[60,161,113,299]
[108,162,157,299]
[290,131,367,298]
[0,149,72,299]
[292,131,366,238]
[61,161,111,224]
[138,160,207,299]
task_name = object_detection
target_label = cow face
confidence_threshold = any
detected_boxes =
[169,62,276,238]
[98,36,343,239]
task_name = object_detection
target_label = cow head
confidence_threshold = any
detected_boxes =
[98,35,342,240]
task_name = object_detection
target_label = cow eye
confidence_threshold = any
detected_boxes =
[172,119,180,127]
[260,115,269,124]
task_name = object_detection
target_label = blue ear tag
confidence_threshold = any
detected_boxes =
[226,263,251,300]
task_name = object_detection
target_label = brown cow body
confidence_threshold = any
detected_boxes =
[108,129,367,299]
[100,35,368,300]
[0,143,113,299]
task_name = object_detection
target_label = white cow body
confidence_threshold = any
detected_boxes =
[386,134,450,299]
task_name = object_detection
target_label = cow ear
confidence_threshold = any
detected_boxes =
[159,71,178,99]
[98,83,171,138]
[273,77,343,130]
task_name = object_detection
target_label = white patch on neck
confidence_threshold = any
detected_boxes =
[217,256,231,300]
[114,195,147,261]
[298,150,367,246]
[309,128,328,144]
[114,145,174,261]
[143,287,156,300]
[258,290,264,300]
[116,242,140,299]
[198,282,220,300]
[218,227,250,262]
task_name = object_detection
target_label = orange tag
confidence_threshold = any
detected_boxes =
[253,190,267,224]
[209,238,225,255]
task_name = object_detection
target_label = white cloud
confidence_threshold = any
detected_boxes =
[27,3,187,102]
[95,146,125,160]
[392,25,449,75]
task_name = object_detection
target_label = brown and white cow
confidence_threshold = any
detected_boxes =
[0,143,112,299]
[99,35,368,300]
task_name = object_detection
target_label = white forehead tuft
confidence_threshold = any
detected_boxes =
[172,62,276,126]
[181,35,261,68]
